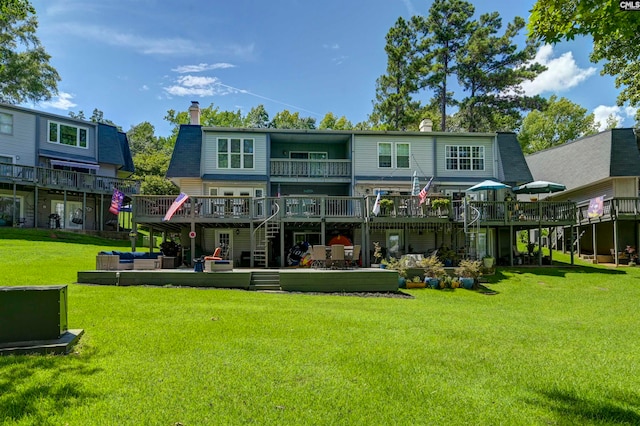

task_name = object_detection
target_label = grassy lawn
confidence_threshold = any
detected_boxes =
[1,229,640,425]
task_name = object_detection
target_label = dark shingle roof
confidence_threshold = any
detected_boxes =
[118,131,135,174]
[166,124,202,178]
[525,128,640,191]
[97,123,125,166]
[496,132,533,184]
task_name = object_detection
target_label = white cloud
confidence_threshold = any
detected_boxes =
[140,85,149,91]
[163,75,236,97]
[172,63,236,73]
[593,105,638,131]
[322,43,340,50]
[40,92,77,110]
[402,0,418,16]
[519,45,597,96]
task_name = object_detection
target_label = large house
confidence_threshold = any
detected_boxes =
[0,103,138,231]
[525,128,640,264]
[133,102,574,267]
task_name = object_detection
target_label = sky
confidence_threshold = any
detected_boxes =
[26,0,637,138]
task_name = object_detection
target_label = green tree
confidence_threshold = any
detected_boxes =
[318,112,353,130]
[0,0,59,103]
[456,14,546,132]
[243,104,269,128]
[528,0,640,120]
[418,0,475,131]
[518,95,598,153]
[127,121,166,156]
[69,108,120,129]
[268,110,316,129]
[164,104,243,138]
[372,16,422,130]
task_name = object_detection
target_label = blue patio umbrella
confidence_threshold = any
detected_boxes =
[411,171,421,196]
[466,180,510,192]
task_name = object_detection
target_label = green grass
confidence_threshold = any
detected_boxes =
[2,229,640,425]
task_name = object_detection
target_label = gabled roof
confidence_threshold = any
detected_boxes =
[525,128,640,191]
[166,124,202,178]
[496,132,533,185]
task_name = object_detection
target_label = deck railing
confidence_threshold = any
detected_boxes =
[0,161,140,194]
[270,159,351,178]
[134,194,576,224]
[577,197,640,221]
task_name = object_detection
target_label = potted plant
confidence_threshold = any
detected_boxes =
[437,246,457,267]
[406,276,425,289]
[431,198,451,216]
[454,259,483,289]
[372,241,384,267]
[483,255,495,269]
[382,257,407,286]
[379,198,394,216]
[417,255,446,289]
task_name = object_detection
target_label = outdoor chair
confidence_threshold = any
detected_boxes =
[347,245,361,268]
[513,245,525,265]
[310,245,327,269]
[330,244,346,269]
[204,247,222,261]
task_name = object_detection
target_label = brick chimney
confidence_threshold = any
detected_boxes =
[419,118,433,132]
[188,101,200,125]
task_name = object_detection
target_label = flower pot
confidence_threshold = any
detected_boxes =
[460,277,474,289]
[380,264,387,269]
[425,277,440,289]
[398,276,406,288]
[483,257,494,268]
[406,281,426,289]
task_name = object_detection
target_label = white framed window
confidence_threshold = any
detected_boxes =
[217,138,254,169]
[445,145,484,171]
[396,143,410,168]
[378,142,410,168]
[0,113,13,135]
[48,120,88,148]
[378,142,392,168]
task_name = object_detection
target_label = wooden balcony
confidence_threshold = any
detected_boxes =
[462,200,576,226]
[577,197,640,223]
[134,195,366,224]
[270,159,351,178]
[0,162,140,194]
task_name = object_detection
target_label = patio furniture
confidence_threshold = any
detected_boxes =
[347,245,361,268]
[330,244,345,269]
[311,245,327,269]
[204,247,222,261]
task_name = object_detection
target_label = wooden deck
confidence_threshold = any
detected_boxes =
[77,268,400,293]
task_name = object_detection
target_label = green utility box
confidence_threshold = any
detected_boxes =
[0,285,68,342]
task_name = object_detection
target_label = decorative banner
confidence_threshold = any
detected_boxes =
[418,176,434,205]
[109,188,125,215]
[163,192,189,222]
[372,191,381,216]
[587,196,604,218]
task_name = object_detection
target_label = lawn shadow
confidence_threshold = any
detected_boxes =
[0,228,131,247]
[485,263,626,284]
[531,386,640,424]
[0,344,102,422]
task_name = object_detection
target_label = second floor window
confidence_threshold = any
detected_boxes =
[0,113,13,135]
[445,145,484,171]
[48,121,88,148]
[217,138,254,169]
[378,142,410,168]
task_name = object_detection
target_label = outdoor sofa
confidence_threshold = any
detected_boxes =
[96,251,163,270]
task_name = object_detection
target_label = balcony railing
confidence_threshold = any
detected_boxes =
[577,197,640,221]
[270,159,351,178]
[461,200,576,223]
[0,162,140,194]
[134,195,366,221]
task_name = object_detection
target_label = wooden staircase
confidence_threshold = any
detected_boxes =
[249,271,281,291]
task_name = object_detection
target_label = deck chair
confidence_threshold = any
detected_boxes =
[512,245,525,265]
[330,244,345,269]
[310,245,327,269]
[347,245,361,268]
[204,246,222,261]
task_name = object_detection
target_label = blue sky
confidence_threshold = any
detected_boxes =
[28,0,636,137]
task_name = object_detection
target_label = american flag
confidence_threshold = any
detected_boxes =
[163,192,189,222]
[418,177,434,205]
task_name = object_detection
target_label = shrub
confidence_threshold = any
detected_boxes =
[454,259,483,279]
[418,255,445,278]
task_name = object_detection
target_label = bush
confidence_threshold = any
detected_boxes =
[454,259,483,279]
[417,255,445,278]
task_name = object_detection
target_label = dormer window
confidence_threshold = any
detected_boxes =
[48,120,88,148]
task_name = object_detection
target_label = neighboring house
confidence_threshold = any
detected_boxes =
[0,103,138,231]
[525,128,640,264]
[134,102,573,267]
